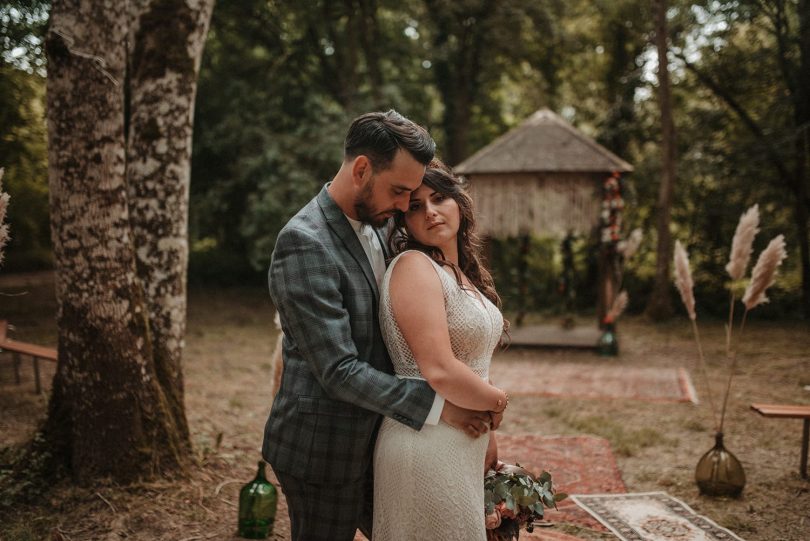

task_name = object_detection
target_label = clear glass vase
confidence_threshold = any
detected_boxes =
[695,432,746,497]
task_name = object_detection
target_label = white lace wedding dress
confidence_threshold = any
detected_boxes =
[373,251,504,541]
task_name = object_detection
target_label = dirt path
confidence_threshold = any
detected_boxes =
[1,280,809,540]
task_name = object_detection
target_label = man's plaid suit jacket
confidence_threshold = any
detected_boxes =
[262,184,436,484]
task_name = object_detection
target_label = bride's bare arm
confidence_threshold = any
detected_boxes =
[389,251,507,413]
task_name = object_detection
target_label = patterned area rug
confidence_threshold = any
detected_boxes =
[491,359,698,404]
[497,434,627,533]
[571,492,746,541]
[520,529,590,541]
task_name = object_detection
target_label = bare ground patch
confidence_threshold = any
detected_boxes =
[1,275,808,540]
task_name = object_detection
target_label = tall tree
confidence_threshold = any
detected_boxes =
[674,0,810,317]
[646,0,677,319]
[798,0,810,317]
[422,0,559,165]
[41,0,213,482]
[596,0,650,159]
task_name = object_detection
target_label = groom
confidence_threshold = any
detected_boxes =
[263,110,493,541]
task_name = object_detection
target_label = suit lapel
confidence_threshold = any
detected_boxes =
[317,185,380,300]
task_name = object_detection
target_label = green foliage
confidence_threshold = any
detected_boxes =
[0,1,48,73]
[1,0,806,316]
[0,433,55,509]
[0,64,50,271]
[488,235,599,316]
[1,2,51,270]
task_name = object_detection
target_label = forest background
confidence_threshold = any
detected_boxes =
[2,0,808,320]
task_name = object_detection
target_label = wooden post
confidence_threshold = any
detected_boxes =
[597,247,610,327]
[802,419,809,479]
[12,352,21,385]
[33,356,41,394]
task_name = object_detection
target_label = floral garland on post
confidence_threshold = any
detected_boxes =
[600,171,624,246]
[599,172,642,328]
[601,172,624,326]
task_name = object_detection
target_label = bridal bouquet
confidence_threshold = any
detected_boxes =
[484,463,567,541]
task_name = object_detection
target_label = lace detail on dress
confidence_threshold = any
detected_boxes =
[373,250,504,541]
[379,250,503,380]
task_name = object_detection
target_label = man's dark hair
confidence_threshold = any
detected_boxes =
[344,110,436,170]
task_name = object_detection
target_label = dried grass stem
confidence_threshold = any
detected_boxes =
[719,309,749,433]
[690,318,719,431]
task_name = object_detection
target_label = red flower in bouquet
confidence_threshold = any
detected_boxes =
[495,502,516,520]
[485,508,502,529]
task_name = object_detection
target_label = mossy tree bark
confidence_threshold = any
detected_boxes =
[42,0,213,483]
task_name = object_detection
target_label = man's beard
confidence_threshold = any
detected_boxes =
[354,177,392,227]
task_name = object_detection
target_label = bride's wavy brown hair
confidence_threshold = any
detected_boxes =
[390,160,508,336]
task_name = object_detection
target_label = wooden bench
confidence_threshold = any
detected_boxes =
[750,403,810,479]
[0,320,57,394]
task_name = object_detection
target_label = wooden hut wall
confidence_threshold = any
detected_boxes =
[468,173,601,239]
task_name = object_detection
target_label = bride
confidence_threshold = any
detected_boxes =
[373,160,509,540]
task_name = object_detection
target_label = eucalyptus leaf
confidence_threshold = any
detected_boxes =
[505,495,515,510]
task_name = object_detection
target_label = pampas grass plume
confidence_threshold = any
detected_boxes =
[608,290,629,321]
[742,234,787,310]
[726,205,760,281]
[0,168,9,265]
[673,240,696,320]
[622,229,643,259]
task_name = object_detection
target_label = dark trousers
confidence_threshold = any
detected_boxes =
[275,469,373,541]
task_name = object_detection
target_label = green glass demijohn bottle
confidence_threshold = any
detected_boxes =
[598,322,619,356]
[238,461,278,539]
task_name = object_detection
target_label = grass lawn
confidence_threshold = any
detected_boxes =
[1,272,809,540]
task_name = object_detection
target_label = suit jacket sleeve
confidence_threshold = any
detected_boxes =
[269,226,435,430]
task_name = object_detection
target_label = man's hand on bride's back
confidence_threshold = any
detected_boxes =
[440,401,492,438]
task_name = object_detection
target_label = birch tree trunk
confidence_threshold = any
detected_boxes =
[127,0,214,456]
[42,0,213,483]
[645,0,676,320]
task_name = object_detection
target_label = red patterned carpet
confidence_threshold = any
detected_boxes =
[491,359,698,403]
[497,434,627,535]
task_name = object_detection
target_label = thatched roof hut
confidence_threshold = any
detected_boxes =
[455,108,633,239]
